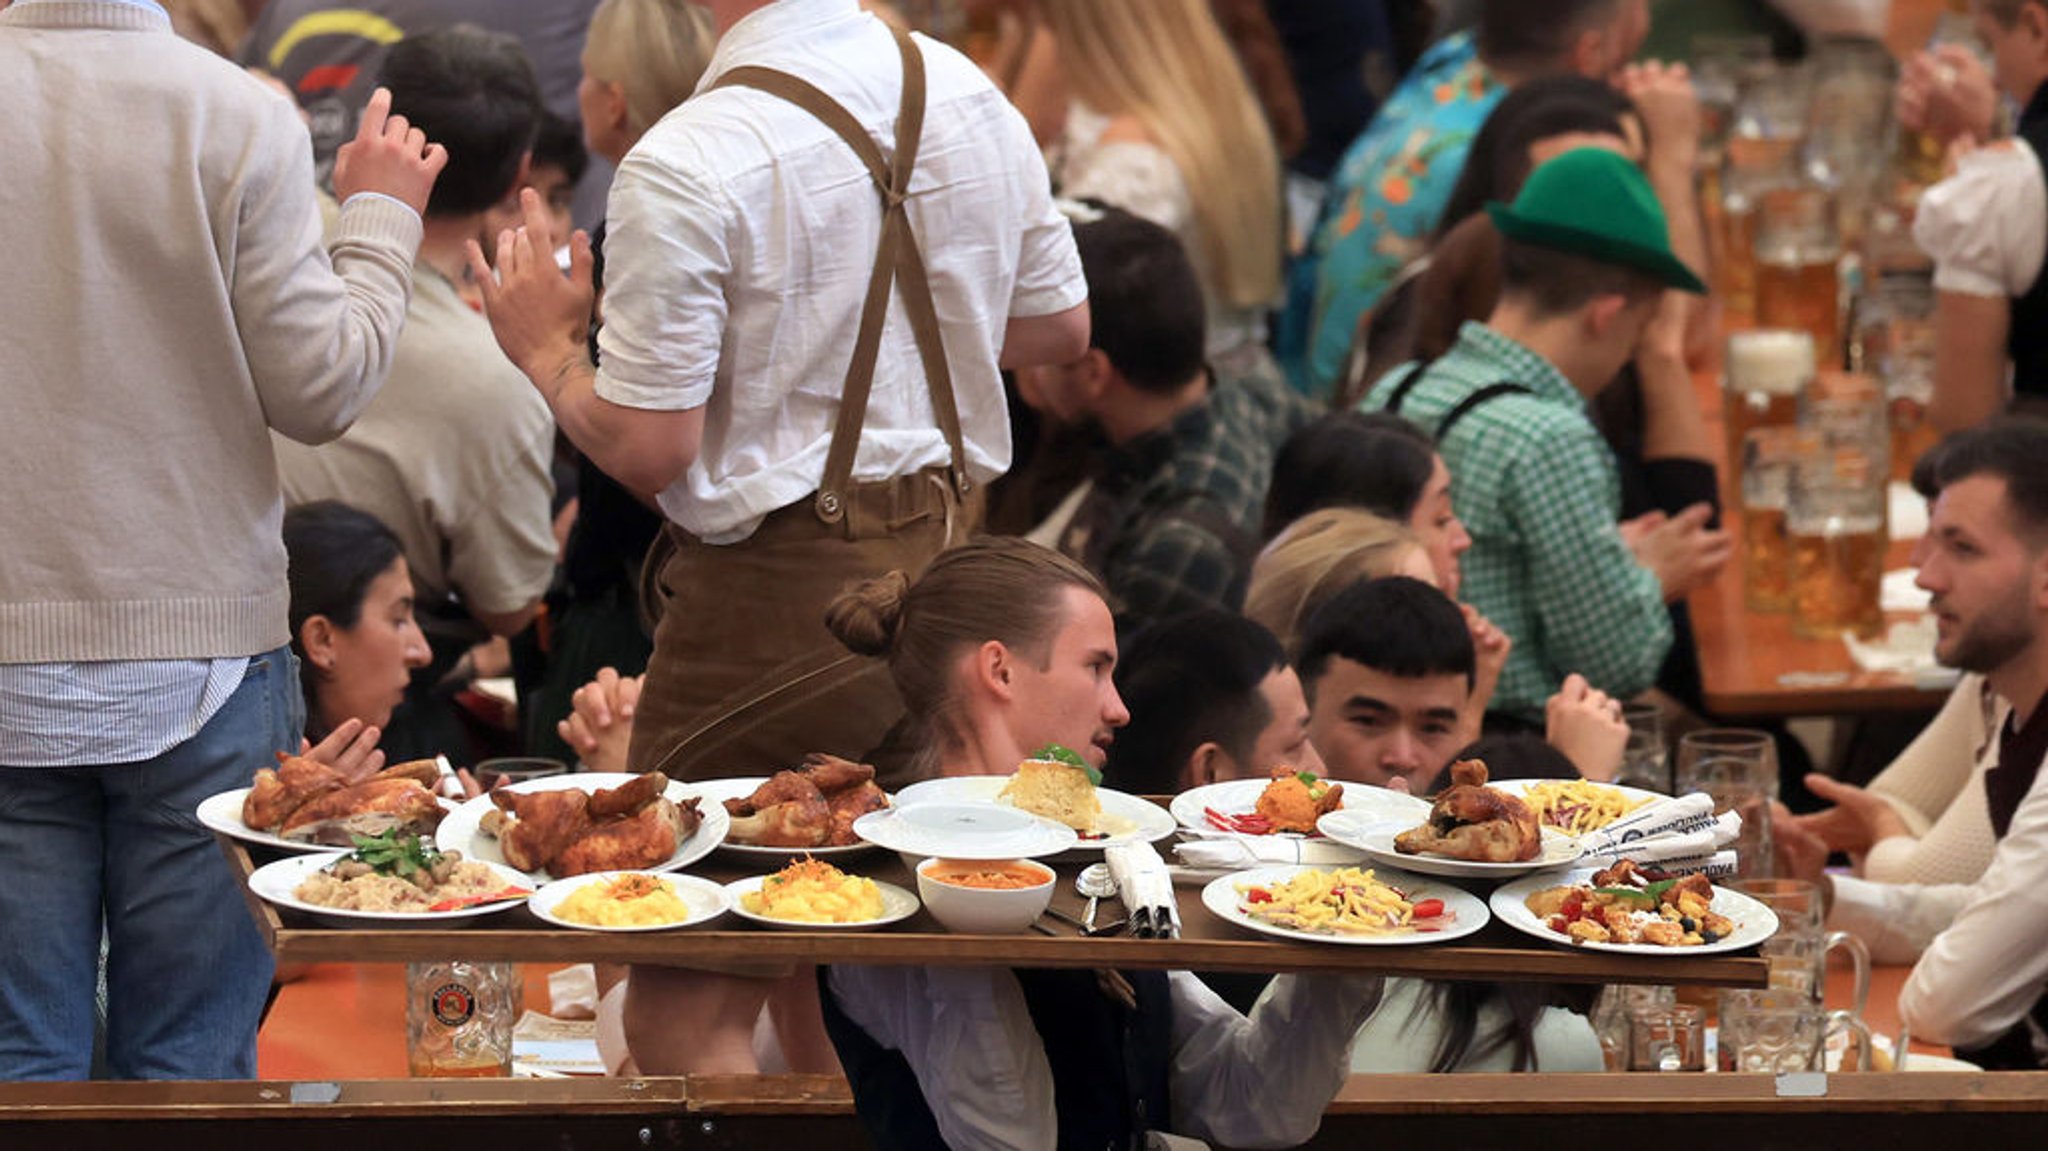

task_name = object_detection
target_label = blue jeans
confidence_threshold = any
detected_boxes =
[0,645,297,1080]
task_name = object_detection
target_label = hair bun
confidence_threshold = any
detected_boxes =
[825,570,911,657]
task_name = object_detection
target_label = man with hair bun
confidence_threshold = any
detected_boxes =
[815,539,1381,1151]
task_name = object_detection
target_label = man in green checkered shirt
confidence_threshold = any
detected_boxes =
[1362,148,1719,722]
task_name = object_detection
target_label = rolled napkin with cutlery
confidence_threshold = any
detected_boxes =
[1105,841,1180,938]
[1575,793,1719,854]
[1625,850,1740,879]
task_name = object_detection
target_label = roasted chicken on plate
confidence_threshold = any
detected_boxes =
[242,754,445,846]
[724,754,889,848]
[1393,759,1541,862]
[479,772,697,877]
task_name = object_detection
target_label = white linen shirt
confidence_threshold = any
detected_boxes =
[828,965,1380,1151]
[1829,709,2048,1050]
[1914,138,2048,300]
[595,0,1086,543]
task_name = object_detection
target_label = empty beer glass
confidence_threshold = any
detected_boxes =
[1676,730,1777,880]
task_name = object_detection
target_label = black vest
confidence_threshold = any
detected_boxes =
[2010,86,2048,401]
[820,967,1174,1151]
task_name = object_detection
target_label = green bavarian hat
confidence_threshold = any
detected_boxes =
[1486,147,1706,294]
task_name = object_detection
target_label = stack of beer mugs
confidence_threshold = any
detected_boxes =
[1717,64,1810,325]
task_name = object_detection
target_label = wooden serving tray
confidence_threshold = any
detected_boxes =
[220,837,1768,987]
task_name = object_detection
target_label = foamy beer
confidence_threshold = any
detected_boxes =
[1787,442,1887,640]
[1726,332,1815,611]
[1754,184,1842,363]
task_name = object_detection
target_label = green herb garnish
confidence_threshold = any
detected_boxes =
[1033,743,1102,786]
[1594,878,1677,903]
[348,829,440,877]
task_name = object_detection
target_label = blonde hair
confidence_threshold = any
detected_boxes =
[1041,0,1282,309]
[582,0,715,140]
[1244,508,1425,652]
[826,538,1106,753]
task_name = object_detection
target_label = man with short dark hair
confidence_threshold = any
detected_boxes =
[1288,0,1652,394]
[277,27,556,702]
[1018,206,1276,633]
[1296,576,1477,792]
[1363,147,1724,726]
[1106,611,1323,795]
[1779,418,2048,1068]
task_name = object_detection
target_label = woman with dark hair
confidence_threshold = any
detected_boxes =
[283,501,432,748]
[1263,410,1471,596]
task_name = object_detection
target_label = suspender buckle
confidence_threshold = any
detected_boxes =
[816,489,845,523]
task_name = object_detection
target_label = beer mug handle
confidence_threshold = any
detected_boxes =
[1825,1009,1874,1072]
[1824,930,1871,1019]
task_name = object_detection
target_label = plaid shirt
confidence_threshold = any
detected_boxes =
[1362,323,1671,719]
[1060,378,1273,635]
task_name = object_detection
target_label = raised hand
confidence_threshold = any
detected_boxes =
[1789,772,1911,856]
[1545,673,1629,783]
[298,716,386,783]
[331,87,447,217]
[1630,502,1733,601]
[466,187,597,387]
[557,667,643,775]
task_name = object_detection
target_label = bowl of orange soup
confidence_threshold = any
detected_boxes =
[915,857,1056,934]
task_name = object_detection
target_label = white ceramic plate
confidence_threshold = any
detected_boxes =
[1484,778,1667,838]
[435,773,730,883]
[894,775,1176,851]
[1200,864,1489,946]
[247,851,532,928]
[722,874,920,931]
[1172,777,1426,838]
[528,870,729,932]
[852,801,1078,860]
[686,776,886,860]
[1316,811,1585,879]
[198,786,459,854]
[1488,867,1780,955]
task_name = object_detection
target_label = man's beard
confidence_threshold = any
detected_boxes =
[1939,592,2037,674]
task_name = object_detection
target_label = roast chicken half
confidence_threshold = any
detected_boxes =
[723,754,889,848]
[1393,759,1541,862]
[479,771,698,877]
[242,754,445,846]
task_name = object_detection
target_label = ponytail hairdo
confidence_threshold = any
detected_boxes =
[825,539,1106,752]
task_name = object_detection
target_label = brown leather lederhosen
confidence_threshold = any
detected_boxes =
[624,26,981,788]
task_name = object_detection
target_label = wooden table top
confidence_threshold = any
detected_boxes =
[225,837,1770,988]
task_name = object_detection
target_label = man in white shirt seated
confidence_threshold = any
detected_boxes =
[1777,418,2048,1067]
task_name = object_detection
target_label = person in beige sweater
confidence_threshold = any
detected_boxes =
[0,0,443,1080]
[1792,675,2001,886]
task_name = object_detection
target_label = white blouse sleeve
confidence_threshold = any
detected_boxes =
[1165,972,1381,1149]
[1913,140,2048,299]
[825,965,1057,1151]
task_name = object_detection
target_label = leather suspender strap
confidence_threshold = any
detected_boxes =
[1433,382,1533,441]
[712,26,970,525]
[1380,359,1432,415]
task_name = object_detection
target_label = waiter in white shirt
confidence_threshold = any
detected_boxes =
[471,0,1088,1079]
[1779,419,2048,1066]
[472,0,1090,786]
